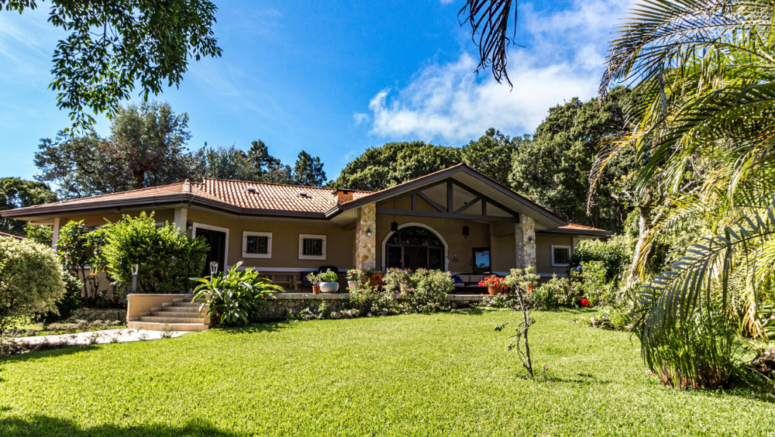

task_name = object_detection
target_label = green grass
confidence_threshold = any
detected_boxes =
[0,310,773,436]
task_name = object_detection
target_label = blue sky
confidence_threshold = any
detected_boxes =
[0,0,630,184]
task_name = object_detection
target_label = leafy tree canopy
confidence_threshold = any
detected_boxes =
[0,0,221,130]
[331,142,462,191]
[461,128,524,186]
[0,178,57,236]
[35,101,199,198]
[510,87,635,231]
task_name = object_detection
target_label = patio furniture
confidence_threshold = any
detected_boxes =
[260,273,299,291]
[453,274,490,293]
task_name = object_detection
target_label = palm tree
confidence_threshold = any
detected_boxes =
[588,0,775,386]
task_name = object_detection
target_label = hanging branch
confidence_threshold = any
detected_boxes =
[459,0,518,87]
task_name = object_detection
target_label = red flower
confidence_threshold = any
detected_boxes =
[580,298,590,307]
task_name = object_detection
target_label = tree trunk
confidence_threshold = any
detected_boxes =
[627,204,650,285]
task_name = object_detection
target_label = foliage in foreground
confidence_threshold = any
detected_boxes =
[192,262,284,326]
[0,237,66,329]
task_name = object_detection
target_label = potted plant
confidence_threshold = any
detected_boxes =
[306,272,322,294]
[346,269,361,291]
[478,275,507,295]
[363,269,384,287]
[319,270,339,293]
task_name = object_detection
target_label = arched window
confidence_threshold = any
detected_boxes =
[385,226,444,270]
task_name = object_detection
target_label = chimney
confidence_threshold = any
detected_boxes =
[182,179,191,193]
[332,188,355,205]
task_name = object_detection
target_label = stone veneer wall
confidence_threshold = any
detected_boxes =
[255,294,350,322]
[515,215,536,269]
[354,203,376,270]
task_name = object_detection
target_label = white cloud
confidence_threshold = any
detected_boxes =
[361,0,632,144]
[353,113,370,125]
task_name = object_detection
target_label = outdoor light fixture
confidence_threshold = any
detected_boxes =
[210,261,219,276]
[131,263,139,294]
[462,225,470,238]
[391,221,398,232]
[528,236,534,243]
[366,227,372,237]
[186,220,193,231]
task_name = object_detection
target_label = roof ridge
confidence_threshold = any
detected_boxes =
[200,177,369,193]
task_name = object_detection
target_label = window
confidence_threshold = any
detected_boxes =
[242,231,272,258]
[299,234,326,260]
[552,245,571,267]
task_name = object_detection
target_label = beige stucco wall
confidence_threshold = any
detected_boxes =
[186,210,355,271]
[64,210,175,228]
[536,234,575,276]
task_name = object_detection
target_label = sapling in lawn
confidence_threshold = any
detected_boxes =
[497,267,539,379]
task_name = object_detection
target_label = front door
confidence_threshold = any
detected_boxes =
[196,228,226,277]
[385,226,444,271]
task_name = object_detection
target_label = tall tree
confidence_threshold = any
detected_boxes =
[0,178,57,236]
[293,151,327,187]
[332,142,462,191]
[1,0,221,130]
[461,128,523,186]
[35,101,199,198]
[197,146,255,181]
[510,87,635,232]
[247,140,293,184]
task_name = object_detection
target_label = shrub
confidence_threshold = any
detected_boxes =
[572,236,632,282]
[321,270,338,283]
[56,220,100,297]
[103,212,209,293]
[192,262,284,326]
[25,223,53,246]
[348,284,399,316]
[570,261,617,307]
[382,268,453,314]
[533,275,572,309]
[0,237,66,329]
[406,269,453,313]
[39,271,83,324]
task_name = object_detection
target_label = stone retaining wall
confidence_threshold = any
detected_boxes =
[255,294,350,322]
[67,308,127,323]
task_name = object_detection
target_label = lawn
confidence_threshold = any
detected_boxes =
[0,309,772,436]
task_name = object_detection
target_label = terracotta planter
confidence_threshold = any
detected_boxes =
[320,282,339,293]
[369,274,384,287]
[312,285,321,294]
[526,283,535,293]
[487,285,500,295]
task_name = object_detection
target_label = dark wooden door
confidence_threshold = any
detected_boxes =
[197,228,226,277]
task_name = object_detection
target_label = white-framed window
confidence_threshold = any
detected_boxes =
[242,231,272,258]
[298,234,326,260]
[552,245,571,267]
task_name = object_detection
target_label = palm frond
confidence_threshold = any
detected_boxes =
[459,0,518,86]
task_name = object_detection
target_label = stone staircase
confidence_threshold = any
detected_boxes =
[127,298,209,331]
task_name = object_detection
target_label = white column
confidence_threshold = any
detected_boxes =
[173,207,188,234]
[51,217,61,251]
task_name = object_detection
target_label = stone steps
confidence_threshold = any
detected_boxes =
[130,298,209,331]
[127,321,209,331]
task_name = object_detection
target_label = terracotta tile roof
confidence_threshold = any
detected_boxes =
[12,179,372,214]
[193,178,371,213]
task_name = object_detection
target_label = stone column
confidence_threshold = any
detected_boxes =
[354,203,376,270]
[515,215,536,270]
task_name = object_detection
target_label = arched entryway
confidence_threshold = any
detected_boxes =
[381,223,448,271]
